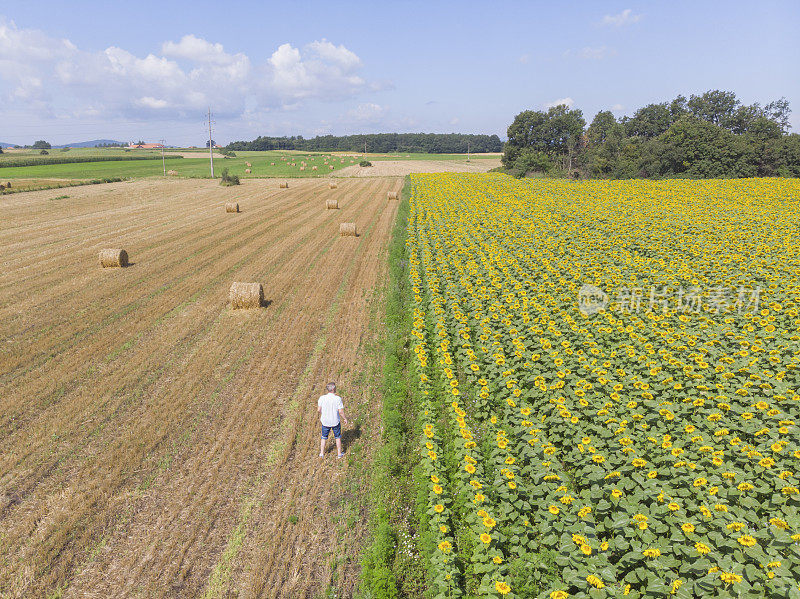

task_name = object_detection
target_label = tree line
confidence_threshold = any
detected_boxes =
[502,90,800,178]
[226,132,503,154]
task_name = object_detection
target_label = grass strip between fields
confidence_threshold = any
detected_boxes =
[361,175,430,598]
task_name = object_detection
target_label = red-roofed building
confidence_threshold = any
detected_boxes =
[128,142,164,149]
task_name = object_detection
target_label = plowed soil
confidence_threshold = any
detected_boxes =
[0,177,401,598]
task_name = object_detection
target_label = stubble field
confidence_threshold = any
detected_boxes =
[0,177,400,598]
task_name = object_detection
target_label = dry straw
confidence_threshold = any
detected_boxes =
[229,282,264,309]
[99,248,128,268]
[387,191,399,200]
[326,199,339,209]
[279,182,288,189]
[225,202,239,213]
[339,222,357,236]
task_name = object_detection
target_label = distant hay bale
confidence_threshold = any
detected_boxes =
[387,191,399,200]
[326,199,339,209]
[312,165,318,170]
[271,162,275,165]
[300,166,305,171]
[279,182,288,188]
[229,282,264,309]
[99,248,128,268]
[225,202,239,213]
[339,222,357,236]
[245,168,251,174]
[329,182,337,189]
[246,162,252,167]
[167,170,177,175]
[329,165,334,170]
[291,163,296,166]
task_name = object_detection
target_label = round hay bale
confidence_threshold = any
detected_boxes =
[167,170,177,175]
[99,248,128,268]
[244,168,251,174]
[329,165,334,170]
[329,182,338,189]
[225,202,239,213]
[387,191,399,200]
[326,199,339,209]
[279,182,288,189]
[300,166,305,171]
[271,162,275,165]
[312,165,318,170]
[246,162,252,167]
[339,222,357,236]
[229,282,264,309]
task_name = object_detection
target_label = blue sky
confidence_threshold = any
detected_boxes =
[1,0,798,146]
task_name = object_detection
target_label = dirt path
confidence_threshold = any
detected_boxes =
[0,177,402,598]
[334,158,501,177]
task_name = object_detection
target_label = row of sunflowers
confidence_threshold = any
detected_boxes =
[407,174,800,599]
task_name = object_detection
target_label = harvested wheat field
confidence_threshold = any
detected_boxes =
[334,158,501,177]
[0,176,403,598]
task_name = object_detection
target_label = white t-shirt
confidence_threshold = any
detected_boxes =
[318,393,344,427]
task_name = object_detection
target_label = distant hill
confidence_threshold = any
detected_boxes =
[53,139,125,148]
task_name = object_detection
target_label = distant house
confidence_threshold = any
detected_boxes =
[128,142,164,149]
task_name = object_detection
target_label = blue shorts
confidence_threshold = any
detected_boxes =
[321,423,341,439]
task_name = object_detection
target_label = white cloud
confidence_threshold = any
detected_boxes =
[135,96,170,109]
[544,97,575,109]
[0,18,376,127]
[162,34,240,65]
[563,46,616,60]
[611,103,624,111]
[600,8,641,27]
[571,46,616,60]
[346,103,389,122]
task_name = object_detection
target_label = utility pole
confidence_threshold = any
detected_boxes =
[364,140,367,158]
[207,107,214,177]
[467,141,471,162]
[160,139,166,175]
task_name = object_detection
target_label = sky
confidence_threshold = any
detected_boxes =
[0,0,798,146]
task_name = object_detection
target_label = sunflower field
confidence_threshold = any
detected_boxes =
[407,174,800,599]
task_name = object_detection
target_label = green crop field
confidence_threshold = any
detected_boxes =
[0,154,351,180]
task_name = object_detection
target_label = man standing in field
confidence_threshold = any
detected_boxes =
[318,382,348,459]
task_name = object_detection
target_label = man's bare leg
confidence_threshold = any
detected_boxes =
[336,437,343,458]
[320,437,326,457]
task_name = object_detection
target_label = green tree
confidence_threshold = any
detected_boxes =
[623,103,672,138]
[659,115,755,178]
[687,90,740,128]
[583,111,625,176]
[32,140,51,149]
[503,105,585,174]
